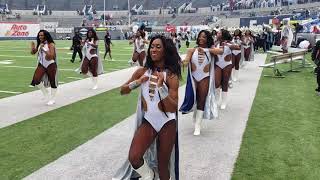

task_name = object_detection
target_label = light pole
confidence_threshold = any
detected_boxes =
[128,0,131,26]
[104,0,106,27]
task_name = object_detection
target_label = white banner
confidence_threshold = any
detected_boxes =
[191,25,210,32]
[55,28,73,34]
[0,23,40,38]
[41,22,58,32]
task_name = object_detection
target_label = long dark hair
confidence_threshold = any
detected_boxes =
[86,29,98,41]
[36,30,54,49]
[196,30,214,48]
[145,35,181,79]
[233,29,242,37]
[221,29,232,41]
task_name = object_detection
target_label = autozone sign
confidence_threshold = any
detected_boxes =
[0,22,40,37]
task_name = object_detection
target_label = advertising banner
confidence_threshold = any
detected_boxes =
[41,22,58,32]
[176,26,191,33]
[0,22,40,38]
[165,25,176,32]
[56,28,73,34]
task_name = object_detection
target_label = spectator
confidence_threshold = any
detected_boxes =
[311,40,320,95]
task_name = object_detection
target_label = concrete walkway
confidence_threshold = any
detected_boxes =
[23,54,266,180]
[0,67,137,129]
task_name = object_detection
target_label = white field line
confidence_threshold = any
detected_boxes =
[67,77,83,80]
[0,90,22,94]
[0,65,76,71]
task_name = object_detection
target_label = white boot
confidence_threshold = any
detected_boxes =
[192,110,197,123]
[92,77,98,90]
[233,70,239,82]
[220,92,228,110]
[228,80,233,88]
[215,88,221,105]
[47,88,57,106]
[86,71,93,77]
[36,82,49,101]
[193,110,204,136]
[134,162,155,180]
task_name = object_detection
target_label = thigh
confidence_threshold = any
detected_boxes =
[81,58,90,70]
[32,64,46,83]
[138,51,146,65]
[214,65,222,87]
[46,63,57,79]
[46,63,58,88]
[222,64,233,81]
[89,57,98,76]
[129,121,157,162]
[132,52,139,62]
[157,120,176,166]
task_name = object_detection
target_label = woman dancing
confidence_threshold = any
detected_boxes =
[180,30,223,135]
[30,30,58,105]
[113,35,181,180]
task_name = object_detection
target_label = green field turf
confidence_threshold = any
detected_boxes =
[0,40,194,99]
[232,54,320,180]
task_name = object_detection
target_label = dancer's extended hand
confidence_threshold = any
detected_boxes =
[157,71,165,87]
[137,75,148,85]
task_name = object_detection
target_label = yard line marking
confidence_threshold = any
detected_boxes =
[1,65,75,71]
[67,77,83,80]
[109,68,121,71]
[0,90,22,94]
[0,54,32,58]
[0,60,14,64]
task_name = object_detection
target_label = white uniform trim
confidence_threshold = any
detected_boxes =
[191,48,211,82]
[38,43,55,68]
[141,70,176,132]
[84,40,99,60]
[216,45,232,69]
[135,38,145,53]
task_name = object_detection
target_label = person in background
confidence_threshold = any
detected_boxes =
[186,31,191,48]
[79,29,104,90]
[70,31,83,63]
[104,31,113,61]
[311,40,320,96]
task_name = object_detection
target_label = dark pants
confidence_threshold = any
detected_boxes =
[72,46,83,61]
[317,66,320,91]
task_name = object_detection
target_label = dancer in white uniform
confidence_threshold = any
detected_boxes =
[180,30,223,135]
[30,30,58,105]
[80,29,103,89]
[231,29,242,82]
[129,29,148,66]
[114,35,181,180]
[214,29,240,109]
[242,30,254,62]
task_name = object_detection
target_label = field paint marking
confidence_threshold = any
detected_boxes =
[1,65,75,71]
[0,60,14,65]
[67,77,83,80]
[0,90,22,94]
[0,54,32,58]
